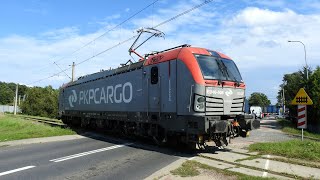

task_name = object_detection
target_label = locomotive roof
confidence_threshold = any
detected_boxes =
[63,45,233,88]
[144,45,232,66]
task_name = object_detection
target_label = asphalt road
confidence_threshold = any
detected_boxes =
[0,134,185,180]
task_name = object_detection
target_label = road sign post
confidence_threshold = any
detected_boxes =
[291,88,313,141]
[297,105,307,141]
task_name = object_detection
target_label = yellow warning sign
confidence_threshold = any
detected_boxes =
[291,88,313,105]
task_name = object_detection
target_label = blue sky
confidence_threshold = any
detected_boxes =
[0,0,320,104]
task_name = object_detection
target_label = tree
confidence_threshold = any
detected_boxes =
[0,81,28,105]
[308,66,320,132]
[20,86,59,118]
[277,71,304,117]
[277,66,320,132]
[248,92,271,107]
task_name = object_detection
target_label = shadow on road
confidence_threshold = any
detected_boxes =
[71,130,198,159]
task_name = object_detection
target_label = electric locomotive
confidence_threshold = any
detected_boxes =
[58,29,259,148]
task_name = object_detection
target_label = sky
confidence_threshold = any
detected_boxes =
[0,0,319,104]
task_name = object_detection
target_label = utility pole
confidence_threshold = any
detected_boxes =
[282,87,285,115]
[72,62,75,82]
[14,84,18,115]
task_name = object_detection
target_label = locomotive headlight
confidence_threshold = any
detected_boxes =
[194,94,205,112]
[197,96,205,103]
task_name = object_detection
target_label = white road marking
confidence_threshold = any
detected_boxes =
[50,143,133,163]
[188,157,195,160]
[262,155,271,177]
[0,166,36,177]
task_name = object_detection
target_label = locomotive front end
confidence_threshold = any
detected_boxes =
[186,49,260,147]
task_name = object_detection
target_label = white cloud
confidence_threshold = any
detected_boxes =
[1,1,320,104]
[251,0,287,8]
[229,7,298,27]
[220,7,320,69]
[40,27,79,40]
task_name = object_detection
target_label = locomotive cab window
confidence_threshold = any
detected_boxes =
[151,66,158,84]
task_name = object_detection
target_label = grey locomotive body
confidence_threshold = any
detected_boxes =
[59,45,259,147]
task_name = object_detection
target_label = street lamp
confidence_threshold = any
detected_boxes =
[288,40,308,141]
[288,40,308,80]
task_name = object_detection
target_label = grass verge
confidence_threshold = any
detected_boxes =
[0,114,75,142]
[278,119,320,139]
[249,139,320,163]
[171,160,275,179]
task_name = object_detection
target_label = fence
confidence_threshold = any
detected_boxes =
[0,105,21,113]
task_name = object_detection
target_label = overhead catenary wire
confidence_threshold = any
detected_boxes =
[77,0,214,67]
[27,35,138,85]
[153,0,213,28]
[27,0,214,86]
[34,0,160,73]
[53,62,71,79]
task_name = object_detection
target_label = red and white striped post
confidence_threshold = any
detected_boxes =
[291,88,313,141]
[297,105,307,141]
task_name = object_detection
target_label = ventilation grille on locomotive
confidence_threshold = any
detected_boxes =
[205,96,224,115]
[230,97,244,113]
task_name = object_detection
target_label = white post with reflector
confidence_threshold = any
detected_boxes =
[297,105,307,141]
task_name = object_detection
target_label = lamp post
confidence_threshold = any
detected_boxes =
[288,40,308,141]
[288,40,308,80]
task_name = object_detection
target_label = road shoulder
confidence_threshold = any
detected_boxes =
[0,135,85,147]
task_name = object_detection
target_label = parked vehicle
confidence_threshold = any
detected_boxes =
[250,106,263,119]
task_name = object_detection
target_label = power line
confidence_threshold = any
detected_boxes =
[26,35,137,86]
[27,0,214,86]
[153,0,213,28]
[76,35,138,66]
[54,62,71,79]
[55,0,159,62]
[35,0,160,72]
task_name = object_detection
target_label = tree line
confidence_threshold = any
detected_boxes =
[0,82,59,118]
[278,66,320,132]
[0,82,28,105]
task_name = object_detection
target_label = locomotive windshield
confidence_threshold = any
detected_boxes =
[195,54,243,82]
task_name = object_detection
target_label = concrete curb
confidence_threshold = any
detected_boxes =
[144,158,186,180]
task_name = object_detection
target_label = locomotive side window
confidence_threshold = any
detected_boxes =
[151,66,158,84]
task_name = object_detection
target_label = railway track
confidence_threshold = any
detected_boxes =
[20,116,66,128]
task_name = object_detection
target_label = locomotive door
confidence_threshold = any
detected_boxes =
[146,61,177,116]
[148,66,161,114]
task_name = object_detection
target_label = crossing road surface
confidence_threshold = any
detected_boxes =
[0,134,183,180]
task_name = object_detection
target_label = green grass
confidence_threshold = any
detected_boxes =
[0,115,75,142]
[171,160,275,179]
[171,160,200,177]
[249,140,320,162]
[278,119,320,139]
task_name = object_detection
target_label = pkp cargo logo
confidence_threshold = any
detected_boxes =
[225,89,233,97]
[68,90,77,107]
